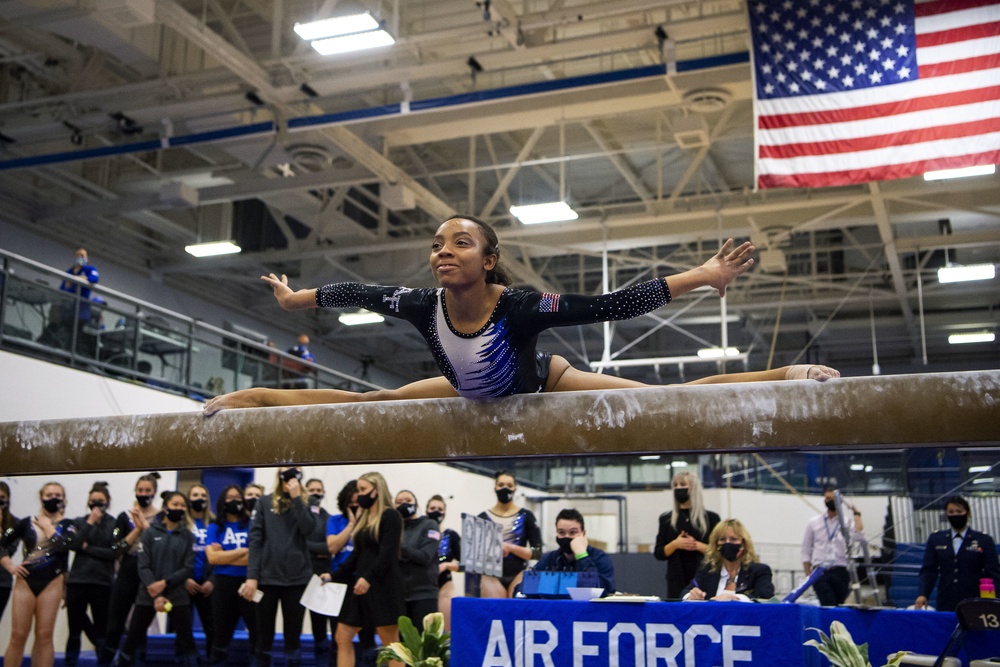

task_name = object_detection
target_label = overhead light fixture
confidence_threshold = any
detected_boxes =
[338,310,385,326]
[850,464,865,471]
[294,12,394,55]
[969,465,992,473]
[696,347,740,359]
[509,202,579,225]
[923,164,996,181]
[184,241,241,257]
[670,461,689,468]
[948,332,995,345]
[311,30,394,55]
[973,477,996,485]
[639,455,661,461]
[937,263,996,283]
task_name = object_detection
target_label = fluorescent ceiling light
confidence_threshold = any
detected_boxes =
[311,29,394,55]
[850,464,865,471]
[937,263,996,283]
[294,13,379,40]
[338,310,385,326]
[969,465,992,473]
[185,241,241,257]
[639,455,661,461]
[696,347,740,359]
[973,477,996,485]
[670,461,689,468]
[948,332,995,345]
[509,202,579,225]
[865,465,873,473]
[923,164,996,181]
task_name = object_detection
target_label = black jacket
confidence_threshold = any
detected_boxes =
[136,521,195,607]
[654,508,721,599]
[681,561,774,600]
[0,515,18,589]
[68,513,117,586]
[919,527,1000,612]
[307,505,332,576]
[399,516,441,602]
[248,494,315,586]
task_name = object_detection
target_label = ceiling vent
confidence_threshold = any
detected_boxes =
[92,0,156,29]
[683,88,730,114]
[287,144,333,172]
[671,114,710,149]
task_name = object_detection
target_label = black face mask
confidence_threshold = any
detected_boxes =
[825,500,837,512]
[245,497,258,513]
[427,510,445,524]
[496,488,515,504]
[357,491,377,509]
[42,497,64,514]
[947,514,968,531]
[0,498,10,509]
[719,542,742,562]
[190,499,207,512]
[225,500,244,515]
[165,508,186,523]
[397,503,417,519]
[556,537,575,555]
[308,494,324,507]
[674,488,690,504]
[136,494,154,508]
[89,501,107,511]
[281,468,303,483]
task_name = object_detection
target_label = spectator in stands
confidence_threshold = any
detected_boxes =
[283,334,315,389]
[206,485,257,666]
[304,478,334,665]
[244,483,264,516]
[395,489,440,627]
[801,485,864,606]
[0,481,16,623]
[1,481,76,667]
[244,467,314,667]
[186,484,215,661]
[426,495,460,631]
[530,508,615,596]
[65,482,117,666]
[654,471,720,600]
[288,334,315,363]
[58,247,100,324]
[98,472,161,666]
[116,491,197,667]
[682,519,774,601]
[479,470,542,598]
[915,495,1000,612]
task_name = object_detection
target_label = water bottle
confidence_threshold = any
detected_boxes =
[981,578,996,599]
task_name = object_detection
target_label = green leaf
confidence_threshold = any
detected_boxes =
[399,615,423,654]
[423,612,445,637]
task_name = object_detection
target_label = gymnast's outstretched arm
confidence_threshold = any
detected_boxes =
[684,364,840,384]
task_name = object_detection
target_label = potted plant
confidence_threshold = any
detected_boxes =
[805,620,907,667]
[377,612,450,667]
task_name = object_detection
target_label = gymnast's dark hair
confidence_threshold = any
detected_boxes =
[136,471,160,492]
[0,481,12,531]
[215,484,249,529]
[446,214,514,286]
[90,481,111,505]
[337,480,358,515]
[494,469,516,484]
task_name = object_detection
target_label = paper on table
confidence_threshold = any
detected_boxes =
[299,575,347,616]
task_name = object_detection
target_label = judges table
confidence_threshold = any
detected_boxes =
[452,598,999,666]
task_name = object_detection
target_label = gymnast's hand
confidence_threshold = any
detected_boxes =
[261,273,296,308]
[203,389,264,416]
[702,238,755,298]
[354,576,371,595]
[784,365,841,382]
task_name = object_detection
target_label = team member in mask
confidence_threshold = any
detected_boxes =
[98,473,161,665]
[206,485,257,665]
[304,478,334,665]
[1,481,77,667]
[395,490,440,627]
[245,467,314,667]
[915,495,1000,612]
[426,495,459,631]
[186,484,215,661]
[0,481,17,623]
[801,485,864,606]
[478,470,542,598]
[682,519,773,601]
[654,471,720,600]
[529,509,615,596]
[116,492,197,666]
[244,483,265,515]
[65,482,117,665]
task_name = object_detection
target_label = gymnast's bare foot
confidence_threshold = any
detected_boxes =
[785,364,840,381]
[203,389,263,416]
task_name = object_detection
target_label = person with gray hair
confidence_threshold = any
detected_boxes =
[654,471,720,600]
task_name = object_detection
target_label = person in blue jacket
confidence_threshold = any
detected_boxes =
[915,495,1000,612]
[530,508,615,596]
[59,247,100,323]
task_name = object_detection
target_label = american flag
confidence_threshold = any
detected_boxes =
[749,0,1000,189]
[538,292,560,313]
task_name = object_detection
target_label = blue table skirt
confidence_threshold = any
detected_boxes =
[452,598,1000,666]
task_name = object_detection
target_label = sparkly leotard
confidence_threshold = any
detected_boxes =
[316,280,671,399]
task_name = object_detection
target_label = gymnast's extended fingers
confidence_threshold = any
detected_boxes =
[726,240,755,264]
[811,365,841,382]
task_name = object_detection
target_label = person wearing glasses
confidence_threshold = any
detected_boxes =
[528,509,615,596]
[681,519,773,601]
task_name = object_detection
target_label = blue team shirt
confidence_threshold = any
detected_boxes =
[192,517,209,582]
[325,513,354,571]
[205,521,249,578]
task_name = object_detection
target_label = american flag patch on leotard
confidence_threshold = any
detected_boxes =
[539,292,560,313]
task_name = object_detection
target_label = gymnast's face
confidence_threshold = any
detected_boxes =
[431,218,497,287]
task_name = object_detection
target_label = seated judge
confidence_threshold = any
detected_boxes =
[530,509,615,596]
[682,519,774,601]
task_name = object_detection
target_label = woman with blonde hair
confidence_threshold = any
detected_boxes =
[332,471,404,667]
[654,471,720,599]
[682,519,774,601]
[244,466,315,667]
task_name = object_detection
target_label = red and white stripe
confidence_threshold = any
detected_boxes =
[756,0,1000,189]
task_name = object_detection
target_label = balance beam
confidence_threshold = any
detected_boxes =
[1,371,997,475]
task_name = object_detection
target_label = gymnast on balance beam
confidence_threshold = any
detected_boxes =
[204,215,838,416]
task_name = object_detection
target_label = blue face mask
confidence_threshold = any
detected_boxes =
[75,256,86,266]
